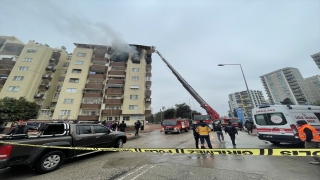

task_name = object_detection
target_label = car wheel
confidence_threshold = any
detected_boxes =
[114,138,123,148]
[34,151,65,174]
[177,129,181,134]
[165,131,168,134]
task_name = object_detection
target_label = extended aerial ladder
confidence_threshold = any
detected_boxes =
[150,47,220,120]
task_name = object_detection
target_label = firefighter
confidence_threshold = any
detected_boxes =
[192,121,200,149]
[195,120,213,149]
[296,120,320,165]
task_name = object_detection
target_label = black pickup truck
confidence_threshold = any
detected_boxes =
[0,122,127,174]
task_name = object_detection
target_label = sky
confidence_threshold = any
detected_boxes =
[1,0,319,116]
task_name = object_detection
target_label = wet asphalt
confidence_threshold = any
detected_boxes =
[0,130,319,180]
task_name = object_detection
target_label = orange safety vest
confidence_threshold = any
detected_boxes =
[298,124,320,142]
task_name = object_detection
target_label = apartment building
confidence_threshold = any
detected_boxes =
[260,67,315,105]
[0,36,25,91]
[305,75,320,102]
[228,90,266,120]
[51,43,152,125]
[311,52,320,69]
[0,40,68,120]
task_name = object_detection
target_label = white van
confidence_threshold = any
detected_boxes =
[252,105,320,145]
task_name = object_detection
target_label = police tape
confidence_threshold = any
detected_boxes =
[0,140,319,156]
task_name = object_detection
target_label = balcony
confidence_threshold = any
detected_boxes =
[80,104,101,109]
[85,83,104,89]
[42,74,52,81]
[0,79,5,86]
[38,84,50,91]
[94,48,109,57]
[90,65,108,72]
[146,81,152,87]
[49,58,59,66]
[78,115,100,121]
[46,66,56,72]
[105,88,124,95]
[110,62,125,67]
[145,98,151,104]
[83,89,103,97]
[52,51,61,59]
[107,79,125,84]
[145,110,151,114]
[145,90,152,96]
[88,74,106,79]
[92,57,108,65]
[108,70,126,76]
[0,59,15,68]
[34,94,44,99]
[146,64,152,70]
[0,69,11,76]
[104,99,123,104]
[146,72,152,77]
[101,109,122,115]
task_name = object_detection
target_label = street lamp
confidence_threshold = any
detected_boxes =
[218,64,255,109]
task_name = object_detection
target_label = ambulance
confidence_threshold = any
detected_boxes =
[252,104,320,145]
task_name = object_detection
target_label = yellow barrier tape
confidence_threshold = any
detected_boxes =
[0,140,319,156]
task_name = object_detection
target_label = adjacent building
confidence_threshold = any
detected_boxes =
[260,67,315,105]
[311,52,320,69]
[305,75,320,102]
[228,90,266,120]
[0,36,25,92]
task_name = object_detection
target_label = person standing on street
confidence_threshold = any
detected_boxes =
[245,120,253,134]
[134,120,141,136]
[118,121,127,132]
[225,121,238,146]
[296,120,320,165]
[238,120,244,131]
[192,121,200,149]
[195,120,213,149]
[213,121,224,143]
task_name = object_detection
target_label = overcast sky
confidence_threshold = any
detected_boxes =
[1,0,319,116]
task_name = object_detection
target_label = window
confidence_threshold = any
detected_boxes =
[132,76,139,81]
[63,99,74,104]
[60,110,70,115]
[53,93,60,98]
[69,78,79,83]
[67,56,72,60]
[132,68,139,72]
[130,95,138,100]
[254,113,287,126]
[123,116,130,121]
[41,110,50,115]
[62,69,67,74]
[13,76,24,81]
[93,126,109,133]
[82,110,98,115]
[27,49,37,53]
[59,77,65,82]
[63,62,69,67]
[76,125,92,135]
[23,58,33,62]
[8,86,19,92]
[130,85,139,89]
[75,60,84,65]
[18,66,28,71]
[107,117,112,121]
[129,105,138,110]
[72,69,82,73]
[66,88,77,93]
[77,52,86,57]
[43,124,64,135]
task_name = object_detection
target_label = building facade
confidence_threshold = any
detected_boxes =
[228,90,266,120]
[0,36,25,92]
[305,75,320,102]
[260,67,315,105]
[311,52,320,69]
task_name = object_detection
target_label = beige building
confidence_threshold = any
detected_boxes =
[0,40,68,120]
[0,36,25,91]
[51,43,152,126]
[305,75,320,102]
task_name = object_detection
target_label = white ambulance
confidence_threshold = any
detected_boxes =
[252,105,320,145]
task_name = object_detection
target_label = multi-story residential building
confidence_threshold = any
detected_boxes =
[228,90,266,120]
[260,67,315,105]
[0,36,25,91]
[51,43,152,125]
[0,40,68,120]
[311,52,320,69]
[305,75,320,102]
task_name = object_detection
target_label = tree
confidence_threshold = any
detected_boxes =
[0,97,39,123]
[280,98,295,105]
[313,101,320,106]
[233,108,238,117]
[175,103,191,118]
[145,114,154,123]
[164,108,175,119]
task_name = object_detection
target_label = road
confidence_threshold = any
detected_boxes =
[0,129,319,180]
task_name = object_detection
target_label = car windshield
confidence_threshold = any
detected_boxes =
[162,120,177,126]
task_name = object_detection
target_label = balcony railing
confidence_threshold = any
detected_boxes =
[108,70,126,76]
[104,99,123,104]
[146,64,152,69]
[34,94,45,99]
[101,109,122,115]
[39,84,50,90]
[0,69,11,75]
[88,74,106,79]
[110,62,125,67]
[105,88,124,95]
[85,83,104,89]
[90,65,108,72]
[145,110,151,114]
[0,79,6,86]
[80,104,101,108]
[42,74,52,81]
[78,115,100,121]
[107,79,125,84]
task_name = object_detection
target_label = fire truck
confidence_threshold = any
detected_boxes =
[151,47,220,127]
[162,118,190,134]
